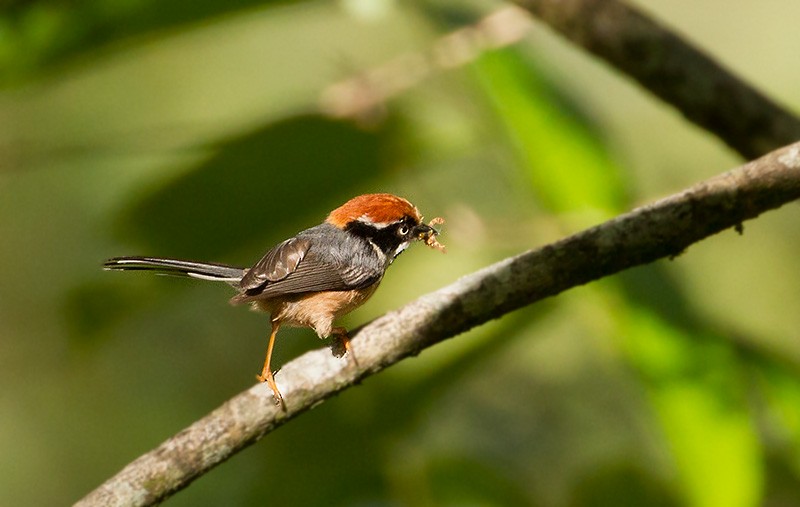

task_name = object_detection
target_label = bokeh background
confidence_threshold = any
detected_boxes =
[2,1,800,505]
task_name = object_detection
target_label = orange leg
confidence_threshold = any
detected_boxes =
[256,320,285,409]
[332,327,359,368]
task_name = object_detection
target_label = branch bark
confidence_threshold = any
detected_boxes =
[513,0,800,159]
[76,141,800,507]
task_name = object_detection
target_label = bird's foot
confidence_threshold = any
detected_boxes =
[256,370,286,411]
[331,328,359,368]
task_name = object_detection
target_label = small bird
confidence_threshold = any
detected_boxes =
[104,193,445,407]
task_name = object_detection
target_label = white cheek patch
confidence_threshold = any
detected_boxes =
[393,241,411,258]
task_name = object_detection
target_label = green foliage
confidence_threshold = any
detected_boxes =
[2,2,800,507]
[474,48,626,216]
[475,44,772,506]
[0,0,293,82]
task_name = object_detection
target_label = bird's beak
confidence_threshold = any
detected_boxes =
[414,223,436,240]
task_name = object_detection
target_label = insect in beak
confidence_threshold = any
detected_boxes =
[416,217,446,253]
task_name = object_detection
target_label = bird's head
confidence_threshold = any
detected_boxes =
[327,193,445,259]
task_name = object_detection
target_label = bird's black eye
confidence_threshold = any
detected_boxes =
[398,225,410,236]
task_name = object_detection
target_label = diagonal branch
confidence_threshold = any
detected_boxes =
[513,0,800,159]
[75,141,800,507]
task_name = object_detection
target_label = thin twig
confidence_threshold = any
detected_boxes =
[320,6,534,120]
[75,141,800,507]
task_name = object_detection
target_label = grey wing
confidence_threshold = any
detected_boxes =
[235,237,381,301]
[239,237,311,291]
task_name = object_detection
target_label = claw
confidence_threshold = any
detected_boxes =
[331,328,359,368]
[256,371,286,411]
[257,320,286,411]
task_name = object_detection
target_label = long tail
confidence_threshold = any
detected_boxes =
[103,256,245,285]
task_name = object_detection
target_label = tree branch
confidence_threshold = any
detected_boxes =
[513,0,800,159]
[76,141,800,507]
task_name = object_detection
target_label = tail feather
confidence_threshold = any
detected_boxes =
[103,256,245,284]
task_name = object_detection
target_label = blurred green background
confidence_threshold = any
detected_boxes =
[2,1,800,505]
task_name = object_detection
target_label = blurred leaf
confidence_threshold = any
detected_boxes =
[759,364,800,473]
[426,455,536,506]
[116,114,394,259]
[762,450,800,507]
[657,381,760,507]
[571,461,679,507]
[614,263,769,507]
[476,43,771,502]
[617,266,700,330]
[0,0,298,83]
[473,48,627,216]
[476,45,765,507]
[619,306,762,507]
[62,280,139,349]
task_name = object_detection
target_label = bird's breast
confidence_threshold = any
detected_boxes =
[254,283,381,338]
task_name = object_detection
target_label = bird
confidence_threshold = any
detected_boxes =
[104,193,445,408]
